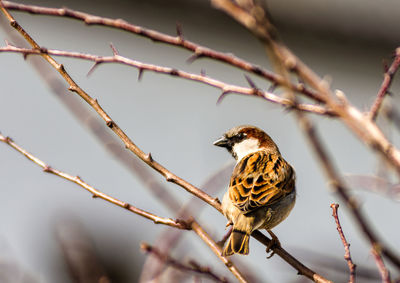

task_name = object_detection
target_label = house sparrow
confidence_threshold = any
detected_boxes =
[214,125,296,256]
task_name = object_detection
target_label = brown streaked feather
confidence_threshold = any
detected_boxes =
[229,151,295,213]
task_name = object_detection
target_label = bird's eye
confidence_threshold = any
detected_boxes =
[236,133,246,140]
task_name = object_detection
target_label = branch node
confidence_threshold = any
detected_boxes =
[106,120,115,128]
[68,85,78,93]
[146,152,153,162]
[43,165,52,173]
[169,69,179,76]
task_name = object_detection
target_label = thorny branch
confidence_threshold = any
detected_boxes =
[0,0,324,103]
[330,203,356,283]
[0,4,330,282]
[141,243,229,283]
[211,0,400,272]
[0,133,190,230]
[0,44,331,116]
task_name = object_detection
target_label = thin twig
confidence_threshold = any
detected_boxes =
[330,203,356,283]
[371,247,391,283]
[141,242,229,283]
[369,47,400,120]
[0,44,332,116]
[0,133,190,230]
[0,0,323,102]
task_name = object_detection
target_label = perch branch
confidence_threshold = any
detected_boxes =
[0,133,189,230]
[330,203,356,283]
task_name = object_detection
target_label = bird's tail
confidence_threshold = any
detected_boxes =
[222,229,250,256]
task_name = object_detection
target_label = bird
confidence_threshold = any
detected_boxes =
[213,125,296,256]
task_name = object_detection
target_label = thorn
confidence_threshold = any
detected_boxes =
[176,21,184,41]
[138,68,144,81]
[244,75,258,90]
[87,61,100,77]
[200,69,206,76]
[186,53,201,64]
[268,83,278,93]
[216,90,231,105]
[109,42,119,56]
[146,152,153,162]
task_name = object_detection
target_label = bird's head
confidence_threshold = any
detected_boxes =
[213,125,279,161]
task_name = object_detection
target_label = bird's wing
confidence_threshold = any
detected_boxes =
[228,151,295,213]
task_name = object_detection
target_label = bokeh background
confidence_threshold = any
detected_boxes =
[1,0,399,282]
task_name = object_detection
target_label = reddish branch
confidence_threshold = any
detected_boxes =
[330,203,356,283]
[371,247,391,283]
[0,44,331,116]
[0,0,324,102]
[369,48,400,120]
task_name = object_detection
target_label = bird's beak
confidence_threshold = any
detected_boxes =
[213,136,229,147]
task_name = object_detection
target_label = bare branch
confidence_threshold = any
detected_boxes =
[0,133,190,230]
[330,203,356,283]
[369,48,400,120]
[141,242,229,283]
[0,0,322,101]
[371,247,391,283]
[0,44,332,116]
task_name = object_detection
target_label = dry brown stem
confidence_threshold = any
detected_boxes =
[0,133,189,230]
[330,203,356,283]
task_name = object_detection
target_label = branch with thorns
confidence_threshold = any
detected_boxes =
[0,42,332,116]
[0,0,324,102]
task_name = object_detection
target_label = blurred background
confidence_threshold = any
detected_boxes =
[1,0,399,282]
